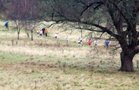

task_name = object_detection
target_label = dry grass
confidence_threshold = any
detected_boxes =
[0,23,138,90]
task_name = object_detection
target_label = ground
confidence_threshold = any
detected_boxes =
[0,22,138,90]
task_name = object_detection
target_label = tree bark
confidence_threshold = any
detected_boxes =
[119,51,135,72]
[26,31,30,38]
[17,31,20,40]
[31,30,33,41]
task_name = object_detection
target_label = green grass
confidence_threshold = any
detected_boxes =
[0,52,30,63]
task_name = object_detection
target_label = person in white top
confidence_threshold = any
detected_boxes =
[39,30,43,36]
[77,37,83,46]
[54,33,58,39]
[65,36,69,45]
[94,40,98,47]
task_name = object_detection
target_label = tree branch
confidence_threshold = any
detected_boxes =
[108,0,137,25]
[81,21,121,39]
[53,19,121,40]
[75,26,104,32]
[80,1,103,16]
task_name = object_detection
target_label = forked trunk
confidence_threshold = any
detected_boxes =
[119,51,135,72]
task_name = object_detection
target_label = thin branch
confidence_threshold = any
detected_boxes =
[80,1,103,16]
[99,32,105,38]
[108,0,133,25]
[75,27,103,32]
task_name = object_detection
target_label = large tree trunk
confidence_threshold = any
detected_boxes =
[119,51,135,72]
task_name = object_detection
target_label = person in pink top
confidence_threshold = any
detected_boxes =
[87,38,92,46]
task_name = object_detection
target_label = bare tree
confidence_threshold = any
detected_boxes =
[23,20,38,41]
[6,0,39,40]
[44,0,139,72]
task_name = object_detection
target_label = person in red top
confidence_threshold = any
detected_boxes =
[87,38,92,46]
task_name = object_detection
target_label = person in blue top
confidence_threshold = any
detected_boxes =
[104,39,110,48]
[4,21,9,30]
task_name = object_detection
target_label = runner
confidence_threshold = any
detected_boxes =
[104,39,110,48]
[78,37,83,46]
[54,33,58,39]
[45,28,48,37]
[87,38,92,47]
[4,21,9,30]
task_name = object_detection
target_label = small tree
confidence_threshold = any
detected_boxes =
[6,0,40,40]
[23,20,38,41]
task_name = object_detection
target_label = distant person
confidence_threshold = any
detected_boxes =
[65,36,69,45]
[93,39,99,51]
[45,28,48,37]
[4,21,9,30]
[104,39,110,48]
[87,38,92,46]
[42,28,45,35]
[39,29,43,36]
[93,39,98,47]
[54,33,58,39]
[78,37,83,46]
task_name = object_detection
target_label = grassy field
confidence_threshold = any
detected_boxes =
[0,23,139,90]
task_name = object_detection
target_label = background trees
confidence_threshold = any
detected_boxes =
[0,0,40,40]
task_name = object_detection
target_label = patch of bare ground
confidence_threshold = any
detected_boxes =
[0,61,59,74]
